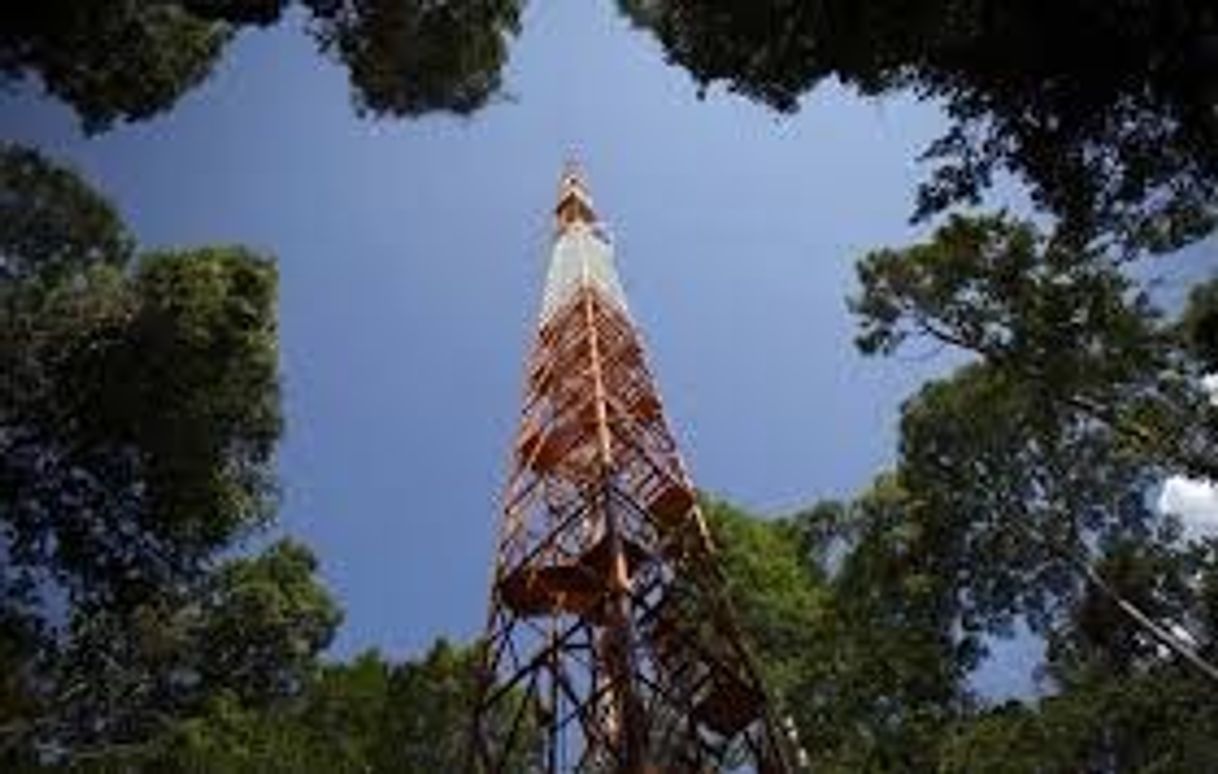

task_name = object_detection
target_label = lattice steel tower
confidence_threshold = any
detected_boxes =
[472,167,792,772]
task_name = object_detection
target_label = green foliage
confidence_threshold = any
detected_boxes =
[0,139,545,774]
[848,209,1218,663]
[844,201,1218,767]
[846,215,1218,639]
[852,215,1158,369]
[813,478,969,771]
[895,363,1161,633]
[125,248,283,546]
[942,676,1218,773]
[0,143,134,282]
[1181,277,1218,373]
[34,540,340,762]
[1,146,281,620]
[0,0,524,132]
[702,488,967,771]
[194,540,343,708]
[704,491,1218,771]
[854,214,1217,483]
[941,543,1218,772]
[369,639,484,770]
[144,640,513,773]
[0,2,229,133]
[155,692,334,773]
[701,497,828,696]
[0,143,306,765]
[3,242,282,616]
[182,0,294,27]
[145,651,392,773]
[1048,541,1194,678]
[310,0,523,118]
[620,0,1218,252]
[693,209,1218,770]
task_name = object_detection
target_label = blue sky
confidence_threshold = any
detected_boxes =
[2,2,1048,691]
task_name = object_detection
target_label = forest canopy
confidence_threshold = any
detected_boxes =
[619,0,1218,254]
[3,2,1217,770]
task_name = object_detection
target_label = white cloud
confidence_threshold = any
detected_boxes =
[1159,476,1218,543]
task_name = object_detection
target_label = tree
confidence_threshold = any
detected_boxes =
[32,539,341,766]
[0,2,229,133]
[892,363,1161,633]
[941,541,1218,772]
[0,143,134,282]
[142,650,391,773]
[1182,277,1218,373]
[0,142,336,765]
[700,497,829,702]
[619,0,1218,253]
[840,209,1218,763]
[308,0,524,118]
[0,0,524,133]
[370,639,490,770]
[819,478,975,771]
[193,540,343,709]
[703,489,1218,771]
[852,214,1217,482]
[139,639,535,772]
[701,490,971,771]
[849,214,1218,657]
[3,245,283,622]
[2,143,282,625]
[942,674,1218,773]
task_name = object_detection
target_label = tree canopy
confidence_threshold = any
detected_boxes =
[0,142,340,767]
[0,146,545,771]
[7,0,1214,264]
[0,0,523,132]
[5,3,1218,767]
[701,479,1218,770]
[1,147,284,624]
[850,211,1217,646]
[823,206,1217,768]
[685,213,1218,771]
[620,0,1218,252]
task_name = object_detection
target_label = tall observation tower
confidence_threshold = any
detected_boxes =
[472,167,791,772]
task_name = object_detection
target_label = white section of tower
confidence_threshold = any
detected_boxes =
[539,221,629,324]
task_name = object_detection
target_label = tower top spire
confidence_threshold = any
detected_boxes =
[555,160,596,233]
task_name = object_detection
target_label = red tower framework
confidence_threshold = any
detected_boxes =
[472,168,792,772]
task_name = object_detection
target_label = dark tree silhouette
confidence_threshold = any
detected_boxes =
[620,0,1218,252]
[0,0,523,132]
[0,143,314,765]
